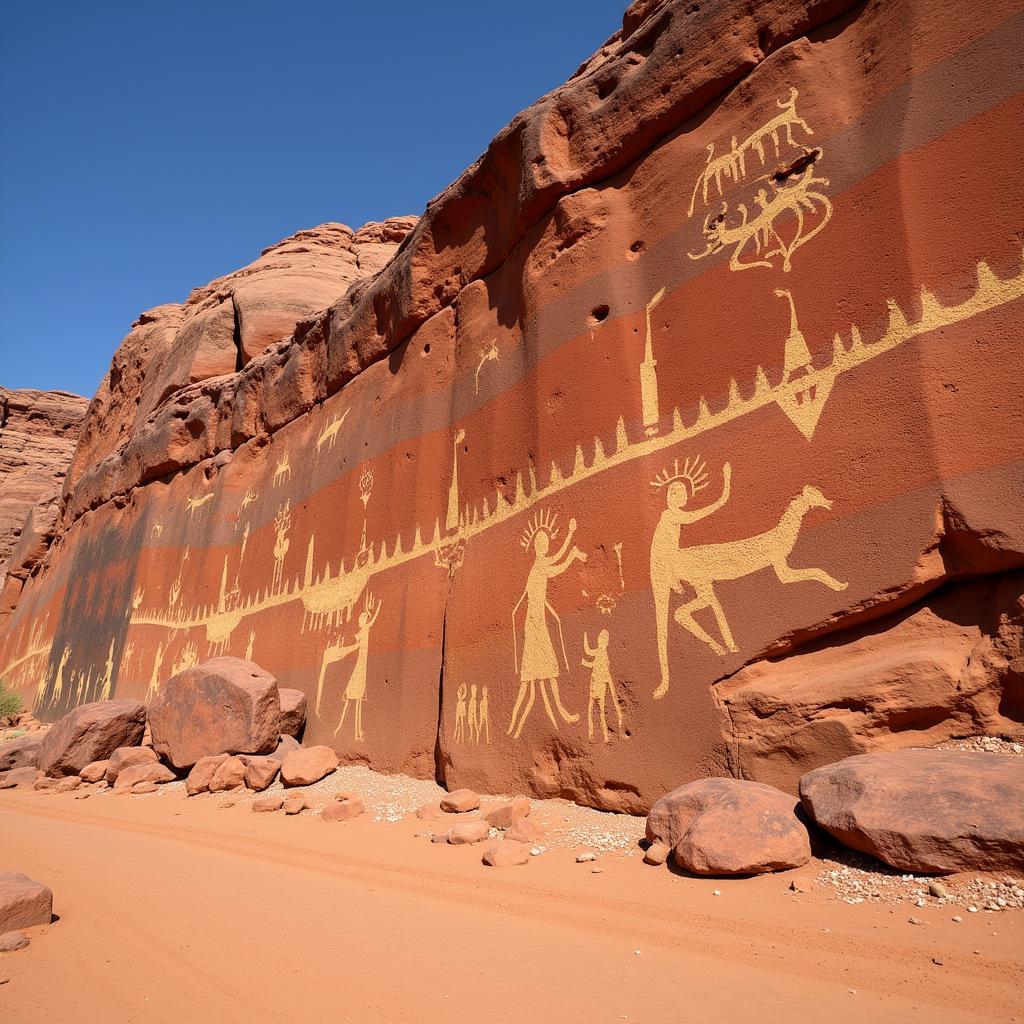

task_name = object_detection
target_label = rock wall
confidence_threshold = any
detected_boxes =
[1,0,1022,810]
[0,388,88,619]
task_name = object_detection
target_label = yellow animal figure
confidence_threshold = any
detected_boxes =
[273,452,292,487]
[316,409,350,455]
[582,629,623,743]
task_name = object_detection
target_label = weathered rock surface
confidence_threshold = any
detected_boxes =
[241,755,281,791]
[647,778,811,875]
[0,386,87,621]
[2,0,1023,812]
[79,759,110,783]
[280,745,338,787]
[148,658,281,769]
[799,750,1024,874]
[208,755,247,793]
[0,735,40,772]
[105,745,158,783]
[37,700,146,777]
[113,762,175,790]
[0,766,41,789]
[0,873,52,931]
[278,689,307,739]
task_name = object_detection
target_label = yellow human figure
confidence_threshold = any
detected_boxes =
[509,512,587,739]
[468,684,479,742]
[478,686,491,744]
[582,630,624,743]
[145,643,165,704]
[333,595,381,741]
[453,683,468,743]
[99,639,115,701]
[650,459,731,700]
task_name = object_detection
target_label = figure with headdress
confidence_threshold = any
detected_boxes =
[649,455,732,700]
[509,509,587,739]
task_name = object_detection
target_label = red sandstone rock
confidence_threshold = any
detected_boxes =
[441,789,481,813]
[148,658,281,770]
[283,794,306,815]
[0,929,30,951]
[131,780,159,794]
[322,796,365,822]
[105,745,159,783]
[208,755,248,793]
[33,776,58,791]
[0,766,41,789]
[37,700,146,777]
[506,818,546,845]
[643,841,670,866]
[185,754,229,796]
[799,750,1024,874]
[54,776,81,793]
[0,735,40,771]
[272,734,301,760]
[447,820,491,845]
[0,873,52,931]
[241,755,281,791]
[280,745,338,787]
[114,762,175,790]
[79,760,110,784]
[484,798,531,829]
[253,795,284,813]
[278,689,307,739]
[415,802,444,820]
[482,841,531,867]
[647,778,811,875]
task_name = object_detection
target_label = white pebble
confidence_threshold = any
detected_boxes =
[712,889,722,896]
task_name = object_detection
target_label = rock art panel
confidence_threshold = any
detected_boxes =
[1,0,1023,810]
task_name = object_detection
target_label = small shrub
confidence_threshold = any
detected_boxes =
[0,679,24,719]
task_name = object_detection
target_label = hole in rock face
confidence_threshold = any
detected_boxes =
[590,304,610,323]
[629,240,645,260]
[596,75,618,99]
[422,343,431,355]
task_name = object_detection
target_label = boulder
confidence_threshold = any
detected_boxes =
[241,755,281,791]
[0,873,52,931]
[131,781,159,794]
[253,795,285,813]
[0,735,41,772]
[272,734,301,760]
[322,795,365,822]
[79,759,110,784]
[506,817,546,845]
[0,766,41,789]
[37,699,146,777]
[0,930,30,952]
[280,745,338,787]
[54,776,81,793]
[209,755,248,793]
[283,793,306,815]
[113,762,175,791]
[105,745,159,783]
[447,820,491,845]
[185,754,229,796]
[147,657,281,770]
[482,841,531,867]
[484,798,531,829]
[278,689,307,739]
[441,788,480,813]
[33,777,58,791]
[643,841,670,866]
[799,750,1024,874]
[415,802,444,820]
[647,778,811,876]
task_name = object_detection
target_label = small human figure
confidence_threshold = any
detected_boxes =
[478,686,491,744]
[333,595,382,741]
[454,683,468,743]
[582,629,624,744]
[468,684,479,742]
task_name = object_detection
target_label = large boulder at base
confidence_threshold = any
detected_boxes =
[646,778,811,876]
[36,700,146,777]
[0,873,52,931]
[148,658,281,770]
[105,745,159,783]
[0,735,41,772]
[799,750,1024,874]
[278,689,307,739]
[280,745,338,787]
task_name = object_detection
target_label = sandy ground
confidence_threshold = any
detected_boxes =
[2,779,1022,1024]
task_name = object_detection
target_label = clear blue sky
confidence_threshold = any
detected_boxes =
[1,1,626,397]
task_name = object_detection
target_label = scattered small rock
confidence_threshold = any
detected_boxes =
[440,788,481,813]
[507,817,546,845]
[0,873,52,931]
[448,820,490,845]
[0,931,30,952]
[131,781,159,794]
[322,796,365,822]
[483,841,531,867]
[280,745,339,787]
[643,841,669,866]
[252,795,285,813]
[283,794,307,815]
[576,852,597,863]
[483,798,531,829]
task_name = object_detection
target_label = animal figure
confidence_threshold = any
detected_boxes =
[689,161,832,273]
[687,87,815,217]
[185,492,215,517]
[273,453,292,487]
[316,409,350,454]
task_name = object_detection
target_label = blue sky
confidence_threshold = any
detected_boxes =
[1,1,626,397]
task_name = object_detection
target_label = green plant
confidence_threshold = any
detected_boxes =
[0,678,24,719]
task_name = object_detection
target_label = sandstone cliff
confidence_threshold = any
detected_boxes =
[0,388,88,618]
[1,0,1021,811]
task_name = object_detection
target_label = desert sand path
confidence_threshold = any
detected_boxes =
[2,789,1021,1023]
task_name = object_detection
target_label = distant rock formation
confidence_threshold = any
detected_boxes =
[0,387,88,618]
[0,0,1021,811]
